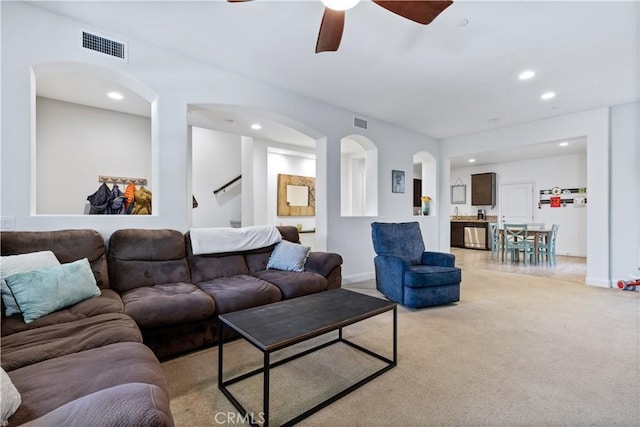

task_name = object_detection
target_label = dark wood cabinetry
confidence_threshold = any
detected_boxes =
[451,221,490,250]
[451,222,465,248]
[413,179,422,208]
[471,172,496,206]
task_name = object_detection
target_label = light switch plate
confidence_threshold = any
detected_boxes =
[1,216,15,230]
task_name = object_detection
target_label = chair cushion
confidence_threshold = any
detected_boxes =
[253,270,327,299]
[196,275,281,314]
[371,222,425,265]
[121,283,215,329]
[404,265,462,288]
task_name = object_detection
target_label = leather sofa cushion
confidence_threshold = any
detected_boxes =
[121,283,215,329]
[1,289,123,337]
[22,383,173,427]
[404,265,462,288]
[0,230,110,289]
[253,270,327,299]
[108,229,190,293]
[109,259,191,293]
[188,254,249,283]
[1,313,141,372]
[244,251,272,274]
[196,275,281,314]
[7,342,169,426]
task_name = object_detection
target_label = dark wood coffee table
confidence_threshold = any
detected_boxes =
[218,288,397,427]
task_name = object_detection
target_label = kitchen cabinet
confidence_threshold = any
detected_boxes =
[450,222,465,248]
[471,172,496,206]
[451,221,489,250]
[413,179,422,208]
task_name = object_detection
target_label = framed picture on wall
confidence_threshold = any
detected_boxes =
[392,170,405,193]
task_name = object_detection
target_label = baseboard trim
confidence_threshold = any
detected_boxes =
[342,272,375,285]
[585,276,611,288]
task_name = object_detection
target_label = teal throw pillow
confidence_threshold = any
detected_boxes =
[4,258,101,323]
[266,240,310,272]
[1,250,60,316]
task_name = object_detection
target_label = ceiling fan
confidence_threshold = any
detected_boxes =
[228,0,453,53]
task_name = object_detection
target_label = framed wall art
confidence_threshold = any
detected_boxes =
[392,170,405,193]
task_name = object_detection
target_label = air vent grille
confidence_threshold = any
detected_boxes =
[82,31,126,59]
[354,117,368,129]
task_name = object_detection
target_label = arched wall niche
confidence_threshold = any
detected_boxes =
[187,103,327,249]
[413,151,437,216]
[340,134,378,217]
[32,61,157,215]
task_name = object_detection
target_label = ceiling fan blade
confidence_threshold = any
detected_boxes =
[372,1,453,25]
[227,0,253,2]
[315,8,345,53]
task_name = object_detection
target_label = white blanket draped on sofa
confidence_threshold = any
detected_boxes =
[189,225,282,255]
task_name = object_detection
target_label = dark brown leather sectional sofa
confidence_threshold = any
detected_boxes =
[1,226,342,426]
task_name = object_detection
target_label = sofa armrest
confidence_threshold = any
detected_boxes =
[304,252,343,277]
[422,251,456,268]
[21,383,174,427]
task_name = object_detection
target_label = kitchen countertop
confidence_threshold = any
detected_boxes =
[450,216,498,223]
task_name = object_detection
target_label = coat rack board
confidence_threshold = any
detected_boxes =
[99,175,148,186]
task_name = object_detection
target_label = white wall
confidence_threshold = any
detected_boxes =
[451,152,587,256]
[36,97,151,215]
[9,3,635,286]
[440,108,613,287]
[610,102,640,281]
[191,127,241,228]
[266,147,316,231]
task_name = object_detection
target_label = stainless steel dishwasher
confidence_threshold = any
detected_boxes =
[464,225,486,249]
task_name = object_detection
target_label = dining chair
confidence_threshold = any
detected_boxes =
[489,222,500,260]
[527,223,545,229]
[537,224,559,265]
[526,223,545,246]
[503,223,535,265]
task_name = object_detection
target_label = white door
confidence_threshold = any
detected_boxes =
[500,182,534,225]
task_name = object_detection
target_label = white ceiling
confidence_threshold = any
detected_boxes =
[29,0,638,160]
[448,136,587,168]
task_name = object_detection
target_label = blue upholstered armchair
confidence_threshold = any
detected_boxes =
[371,222,461,308]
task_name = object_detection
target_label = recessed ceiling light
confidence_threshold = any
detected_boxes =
[107,92,123,100]
[468,158,476,163]
[518,70,536,80]
[250,123,262,130]
[559,141,569,147]
[541,91,556,100]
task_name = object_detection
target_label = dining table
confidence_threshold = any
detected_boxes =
[498,227,551,265]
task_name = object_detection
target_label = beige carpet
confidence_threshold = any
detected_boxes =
[162,268,640,426]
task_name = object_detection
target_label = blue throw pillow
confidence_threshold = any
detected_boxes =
[4,258,101,323]
[267,240,310,272]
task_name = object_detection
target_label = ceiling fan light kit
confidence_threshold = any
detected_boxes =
[321,0,361,11]
[229,0,453,53]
